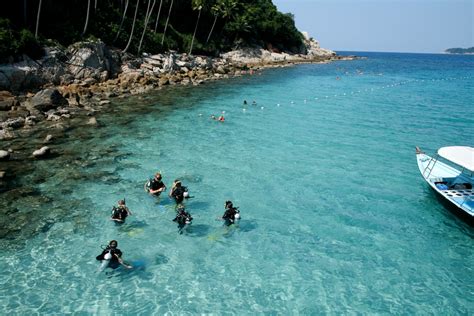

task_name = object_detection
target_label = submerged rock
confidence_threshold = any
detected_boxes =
[33,146,51,158]
[0,150,9,160]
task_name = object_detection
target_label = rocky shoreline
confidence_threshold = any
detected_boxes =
[0,36,355,143]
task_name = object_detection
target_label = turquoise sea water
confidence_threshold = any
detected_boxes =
[1,52,473,314]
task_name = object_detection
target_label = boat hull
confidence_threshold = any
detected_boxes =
[416,151,474,223]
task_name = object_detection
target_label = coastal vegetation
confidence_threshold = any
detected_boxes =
[0,0,304,62]
[445,47,474,54]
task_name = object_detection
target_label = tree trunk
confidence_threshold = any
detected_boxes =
[35,0,42,39]
[153,0,163,32]
[23,0,27,26]
[114,0,130,42]
[82,0,91,36]
[206,14,218,44]
[189,8,202,55]
[161,0,174,46]
[138,0,156,54]
[123,0,140,53]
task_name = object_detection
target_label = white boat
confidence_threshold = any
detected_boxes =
[416,146,474,221]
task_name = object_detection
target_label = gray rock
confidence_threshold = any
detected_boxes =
[33,146,51,158]
[87,117,98,125]
[28,88,68,112]
[2,117,25,129]
[0,99,16,111]
[0,150,10,160]
[44,134,53,143]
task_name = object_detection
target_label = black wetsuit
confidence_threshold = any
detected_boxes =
[171,186,188,204]
[222,207,239,226]
[111,206,128,222]
[149,179,165,195]
[173,211,193,230]
[96,247,123,269]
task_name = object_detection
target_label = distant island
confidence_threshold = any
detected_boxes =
[445,47,474,54]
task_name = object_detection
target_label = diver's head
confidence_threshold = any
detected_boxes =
[155,173,162,181]
[118,199,126,206]
[225,201,233,209]
[177,205,185,213]
[175,180,182,187]
[109,240,118,248]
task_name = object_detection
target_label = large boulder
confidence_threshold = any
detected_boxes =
[27,88,67,112]
[67,40,121,81]
[0,59,44,91]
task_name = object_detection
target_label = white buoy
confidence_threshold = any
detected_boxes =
[261,106,264,110]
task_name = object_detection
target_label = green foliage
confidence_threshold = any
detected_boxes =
[0,18,43,62]
[445,47,474,54]
[0,0,305,60]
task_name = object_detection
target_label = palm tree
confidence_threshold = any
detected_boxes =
[189,0,203,55]
[82,0,91,36]
[206,0,236,43]
[114,0,130,42]
[138,0,157,54]
[124,0,140,53]
[153,0,164,32]
[206,1,220,44]
[161,0,174,46]
[35,0,43,39]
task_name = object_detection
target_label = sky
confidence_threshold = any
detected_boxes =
[273,0,473,53]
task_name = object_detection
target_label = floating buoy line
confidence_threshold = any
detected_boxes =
[206,75,472,117]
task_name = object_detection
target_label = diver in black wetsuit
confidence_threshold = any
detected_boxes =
[110,200,132,224]
[147,173,166,196]
[222,201,240,226]
[172,206,193,233]
[169,180,189,204]
[96,240,132,269]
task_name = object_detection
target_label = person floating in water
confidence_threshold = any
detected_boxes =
[222,200,240,226]
[211,115,225,122]
[169,180,189,204]
[146,172,166,196]
[96,240,132,270]
[110,199,132,224]
[172,206,193,233]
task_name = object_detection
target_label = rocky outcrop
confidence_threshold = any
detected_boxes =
[221,33,335,66]
[301,32,336,57]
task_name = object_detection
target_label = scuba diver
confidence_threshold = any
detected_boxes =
[110,199,132,224]
[145,172,167,196]
[222,200,240,226]
[169,180,189,204]
[96,240,132,270]
[172,206,193,233]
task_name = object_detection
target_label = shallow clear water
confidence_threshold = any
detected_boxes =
[1,52,473,314]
